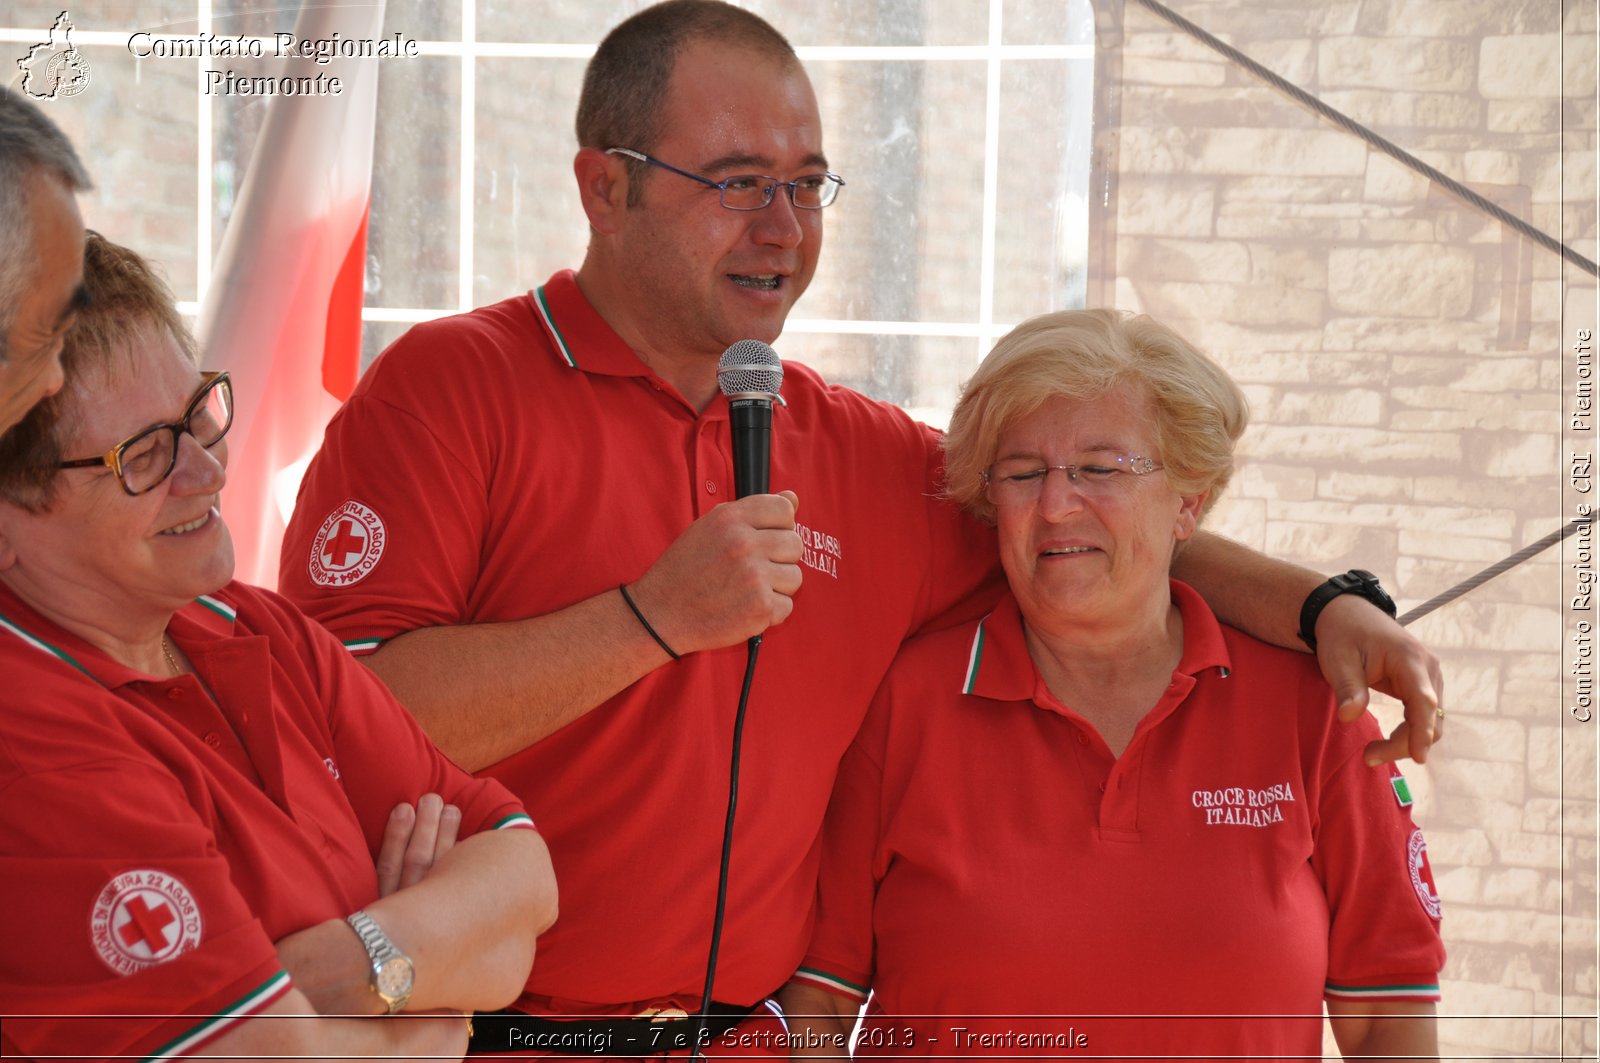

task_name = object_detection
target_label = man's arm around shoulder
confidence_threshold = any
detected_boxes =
[1174,531,1444,766]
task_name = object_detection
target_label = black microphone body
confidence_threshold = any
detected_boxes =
[717,340,784,500]
[728,398,771,498]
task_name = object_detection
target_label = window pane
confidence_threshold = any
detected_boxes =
[1003,0,1095,46]
[797,59,987,325]
[209,0,282,39]
[993,56,1093,321]
[71,44,201,301]
[7,2,194,32]
[475,0,987,47]
[204,0,455,39]
[476,1,638,47]
[211,81,265,265]
[471,58,590,306]
[361,319,417,372]
[786,332,976,419]
[367,56,461,309]
[377,1,458,40]
[748,0,987,47]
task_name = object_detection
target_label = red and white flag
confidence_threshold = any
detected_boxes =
[199,1,385,588]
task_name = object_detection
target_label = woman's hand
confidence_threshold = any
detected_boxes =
[376,793,462,896]
[274,793,465,1015]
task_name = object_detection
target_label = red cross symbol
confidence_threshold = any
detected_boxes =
[323,519,366,568]
[118,895,176,952]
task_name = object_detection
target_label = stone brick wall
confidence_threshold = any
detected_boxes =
[1095,1,1596,1057]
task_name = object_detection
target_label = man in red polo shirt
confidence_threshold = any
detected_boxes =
[279,0,1445,1050]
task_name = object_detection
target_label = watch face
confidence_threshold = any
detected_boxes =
[376,955,415,1000]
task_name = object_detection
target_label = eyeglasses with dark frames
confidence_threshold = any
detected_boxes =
[605,147,845,210]
[58,371,234,496]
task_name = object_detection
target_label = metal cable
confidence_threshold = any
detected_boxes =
[1397,519,1591,626]
[1129,0,1599,278]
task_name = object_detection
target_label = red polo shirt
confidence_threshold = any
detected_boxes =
[797,581,1444,1059]
[279,270,1003,1011]
[0,581,532,1060]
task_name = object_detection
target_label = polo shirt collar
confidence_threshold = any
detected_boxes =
[531,269,655,379]
[960,579,1232,704]
[0,581,239,690]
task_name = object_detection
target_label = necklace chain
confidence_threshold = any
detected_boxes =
[161,635,181,677]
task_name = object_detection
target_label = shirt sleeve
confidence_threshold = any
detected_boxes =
[794,688,892,1005]
[278,328,492,652]
[1313,717,1447,1002]
[264,586,534,845]
[911,421,1007,637]
[0,759,290,1059]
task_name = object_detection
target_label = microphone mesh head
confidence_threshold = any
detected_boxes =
[717,339,784,398]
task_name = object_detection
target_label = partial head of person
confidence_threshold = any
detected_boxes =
[573,0,841,367]
[943,309,1248,616]
[0,86,91,438]
[0,232,234,624]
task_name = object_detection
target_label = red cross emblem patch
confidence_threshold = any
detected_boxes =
[90,869,203,975]
[308,500,387,588]
[1407,827,1443,920]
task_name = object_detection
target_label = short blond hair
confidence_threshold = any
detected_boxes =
[943,308,1248,524]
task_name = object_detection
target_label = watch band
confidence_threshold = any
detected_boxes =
[1297,569,1397,651]
[346,909,414,1014]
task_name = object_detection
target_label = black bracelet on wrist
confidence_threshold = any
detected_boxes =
[619,583,681,661]
[1297,569,1397,651]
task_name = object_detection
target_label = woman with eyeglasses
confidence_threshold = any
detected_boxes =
[782,310,1444,1061]
[0,233,557,1060]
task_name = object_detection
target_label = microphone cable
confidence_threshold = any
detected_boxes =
[690,633,762,1060]
[689,339,784,1059]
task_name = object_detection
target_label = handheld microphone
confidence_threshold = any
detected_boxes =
[717,340,783,498]
[692,341,783,1059]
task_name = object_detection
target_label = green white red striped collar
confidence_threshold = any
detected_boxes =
[960,581,1231,701]
[529,270,656,379]
[0,591,239,689]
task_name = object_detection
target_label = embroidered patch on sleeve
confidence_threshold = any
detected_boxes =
[90,870,204,975]
[1407,828,1443,920]
[308,500,387,588]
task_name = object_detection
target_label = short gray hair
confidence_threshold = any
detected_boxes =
[0,86,92,363]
